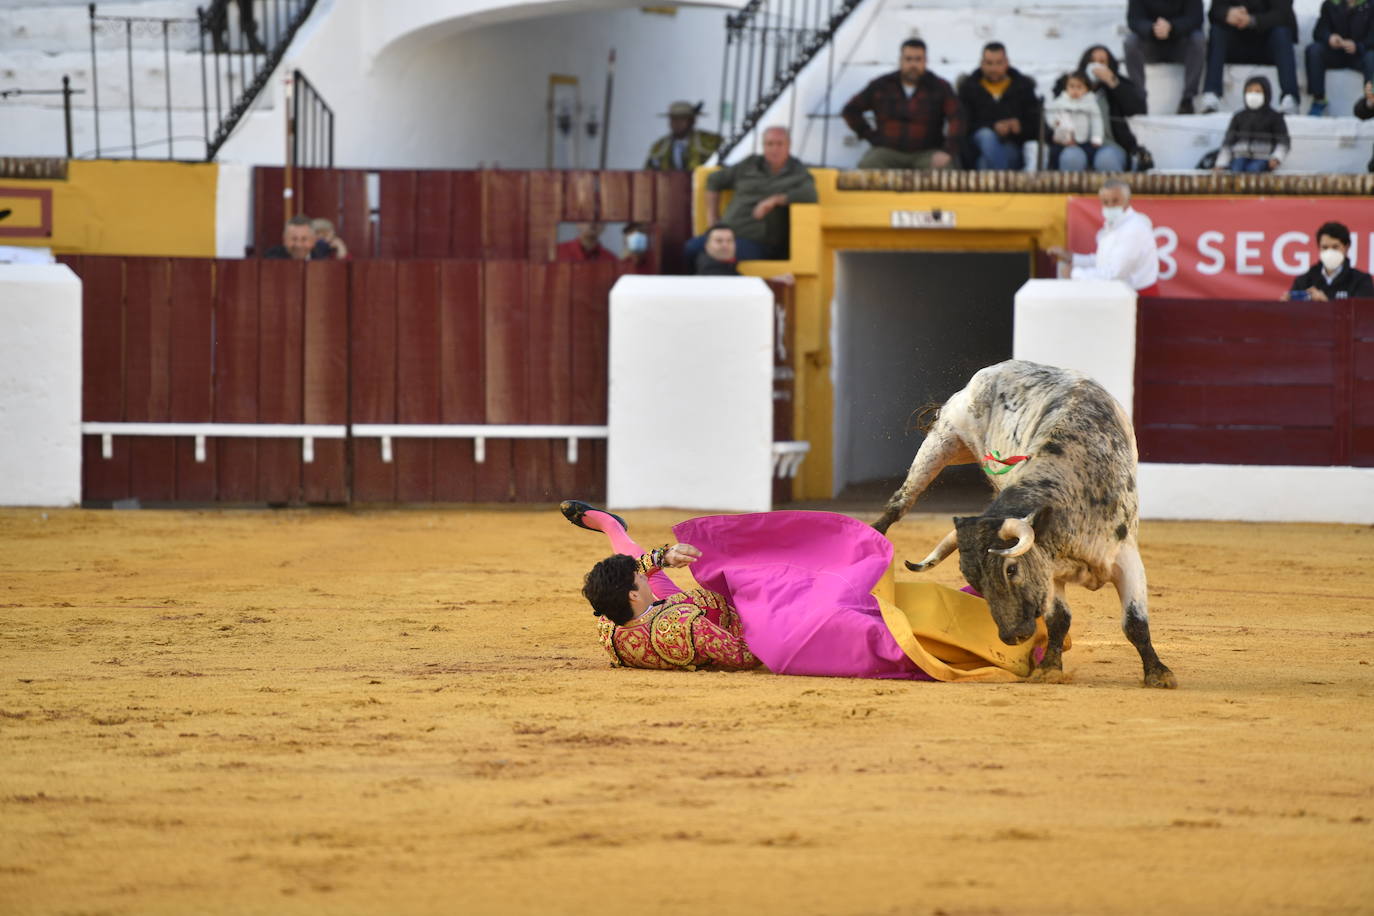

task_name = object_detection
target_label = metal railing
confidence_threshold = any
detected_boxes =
[84,1,318,161]
[291,69,334,168]
[0,77,84,158]
[717,0,865,160]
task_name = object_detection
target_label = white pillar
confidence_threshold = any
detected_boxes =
[0,264,83,506]
[1013,279,1137,418]
[607,276,774,511]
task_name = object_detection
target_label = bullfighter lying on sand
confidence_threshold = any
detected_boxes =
[562,500,1062,682]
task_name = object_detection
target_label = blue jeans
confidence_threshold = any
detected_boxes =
[1053,143,1129,172]
[1205,25,1299,99]
[683,232,773,268]
[1230,157,1271,172]
[971,126,1024,170]
[1304,43,1374,98]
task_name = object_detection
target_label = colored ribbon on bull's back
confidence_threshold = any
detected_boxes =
[981,450,1031,476]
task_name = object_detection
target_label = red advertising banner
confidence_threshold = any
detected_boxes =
[1066,197,1374,299]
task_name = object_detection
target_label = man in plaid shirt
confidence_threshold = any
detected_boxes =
[843,38,965,169]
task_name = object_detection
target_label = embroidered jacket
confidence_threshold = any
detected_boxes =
[597,552,762,671]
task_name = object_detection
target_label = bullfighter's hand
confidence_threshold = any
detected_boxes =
[664,544,701,567]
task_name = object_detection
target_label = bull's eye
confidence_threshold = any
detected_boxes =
[1005,562,1019,579]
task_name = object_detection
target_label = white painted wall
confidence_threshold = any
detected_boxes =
[0,264,82,507]
[607,275,774,511]
[1013,278,1137,419]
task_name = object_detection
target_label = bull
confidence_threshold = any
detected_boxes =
[873,359,1176,688]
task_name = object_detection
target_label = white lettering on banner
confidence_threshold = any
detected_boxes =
[1196,231,1225,275]
[1236,231,1265,275]
[1273,231,1311,275]
[1154,227,1178,280]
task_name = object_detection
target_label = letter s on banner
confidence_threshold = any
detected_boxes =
[1196,230,1225,275]
[1273,231,1310,275]
[1154,227,1178,280]
[1236,231,1265,275]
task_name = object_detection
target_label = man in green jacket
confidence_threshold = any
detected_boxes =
[645,101,723,171]
[685,126,818,266]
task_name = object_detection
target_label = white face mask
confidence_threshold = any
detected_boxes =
[1244,91,1265,109]
[1319,248,1346,272]
[625,231,648,254]
[1102,205,1125,226]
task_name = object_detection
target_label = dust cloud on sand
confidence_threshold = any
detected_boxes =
[1,507,1371,915]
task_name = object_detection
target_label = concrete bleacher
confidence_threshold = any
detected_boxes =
[728,0,1374,174]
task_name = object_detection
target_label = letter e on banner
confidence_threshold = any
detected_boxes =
[1235,231,1264,275]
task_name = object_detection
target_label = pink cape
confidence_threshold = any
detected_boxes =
[672,511,933,680]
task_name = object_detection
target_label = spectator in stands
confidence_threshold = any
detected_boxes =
[264,215,327,260]
[842,39,963,169]
[695,224,741,276]
[1304,0,1374,116]
[205,0,265,54]
[1356,81,1374,170]
[311,218,349,260]
[957,42,1041,170]
[557,222,619,263]
[1282,221,1374,299]
[1124,0,1206,113]
[1198,0,1299,113]
[686,126,816,264]
[619,222,653,274]
[645,102,722,171]
[1046,179,1160,295]
[1212,75,1289,171]
[1068,46,1144,171]
[1046,72,1111,170]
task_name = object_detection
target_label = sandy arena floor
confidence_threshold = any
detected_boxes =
[1,506,1371,915]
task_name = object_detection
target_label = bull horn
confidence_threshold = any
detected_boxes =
[989,514,1036,558]
[905,528,959,572]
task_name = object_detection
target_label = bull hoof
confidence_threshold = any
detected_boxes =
[1028,666,1068,684]
[1143,666,1178,689]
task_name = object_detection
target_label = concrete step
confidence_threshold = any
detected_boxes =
[0,1,204,53]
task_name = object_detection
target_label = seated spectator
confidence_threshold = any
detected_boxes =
[695,224,741,276]
[1068,46,1144,171]
[1046,71,1111,171]
[842,39,962,169]
[957,42,1041,170]
[685,126,816,264]
[263,215,327,260]
[644,101,722,171]
[1304,0,1374,116]
[619,222,653,274]
[1199,0,1299,113]
[1212,75,1289,172]
[1356,80,1374,170]
[1047,179,1159,295]
[1124,0,1206,113]
[310,218,349,260]
[1282,221,1374,299]
[556,222,618,263]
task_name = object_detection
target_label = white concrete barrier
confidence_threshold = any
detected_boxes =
[607,275,774,512]
[0,264,82,507]
[1013,278,1138,420]
[1139,463,1374,524]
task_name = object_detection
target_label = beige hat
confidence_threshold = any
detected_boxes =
[662,100,704,118]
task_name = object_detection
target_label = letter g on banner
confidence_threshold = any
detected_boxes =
[1154,227,1178,280]
[1273,231,1311,275]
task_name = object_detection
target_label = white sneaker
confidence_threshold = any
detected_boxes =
[1197,92,1221,113]
[1278,94,1299,114]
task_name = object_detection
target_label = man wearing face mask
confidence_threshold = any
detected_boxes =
[1283,221,1374,300]
[618,222,653,274]
[1212,75,1289,172]
[1047,179,1160,296]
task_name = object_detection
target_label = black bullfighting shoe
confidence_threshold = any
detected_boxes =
[559,499,627,533]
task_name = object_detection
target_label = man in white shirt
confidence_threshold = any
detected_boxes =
[1048,179,1161,295]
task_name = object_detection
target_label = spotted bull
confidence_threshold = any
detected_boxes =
[873,359,1176,688]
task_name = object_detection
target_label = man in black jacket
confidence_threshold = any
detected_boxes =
[1199,0,1300,113]
[1124,0,1206,113]
[1304,0,1374,116]
[1282,221,1374,300]
[957,42,1041,170]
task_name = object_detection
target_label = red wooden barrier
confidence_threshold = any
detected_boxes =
[1135,298,1373,467]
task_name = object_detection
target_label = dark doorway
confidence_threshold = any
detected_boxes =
[831,250,1028,511]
